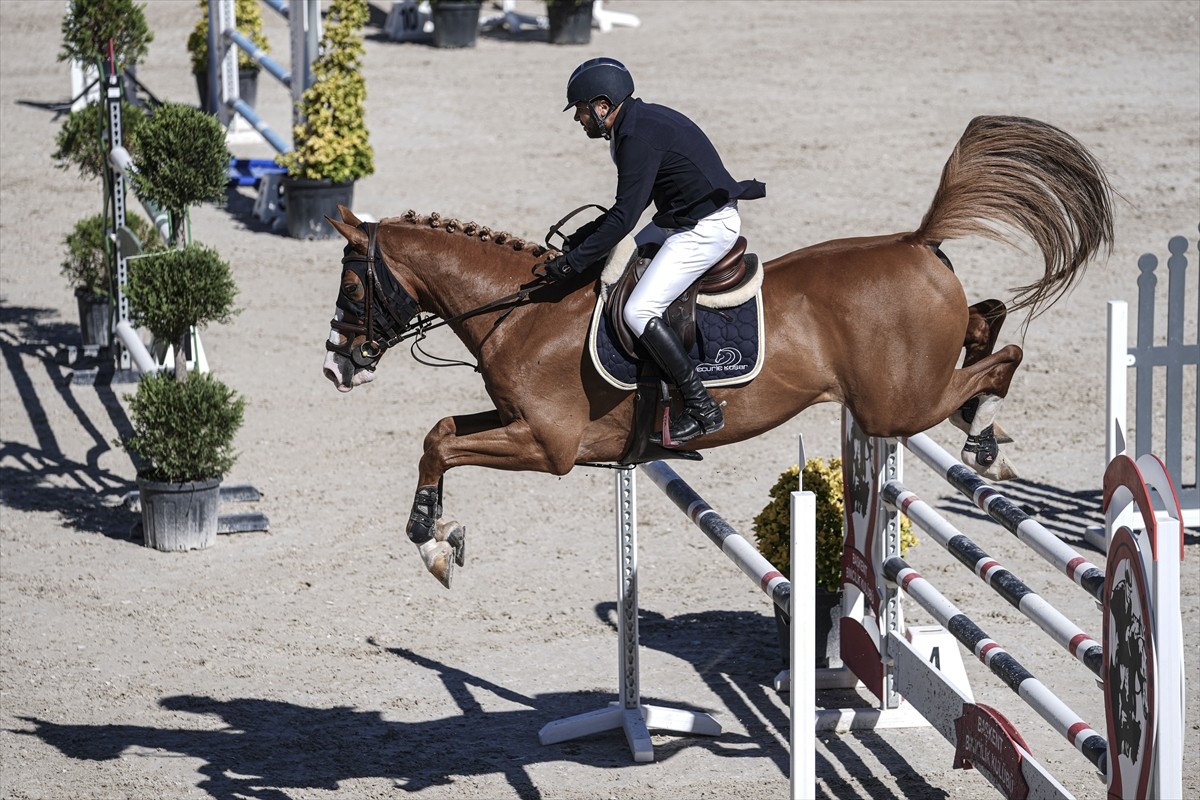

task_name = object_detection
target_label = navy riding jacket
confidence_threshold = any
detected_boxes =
[564,97,765,272]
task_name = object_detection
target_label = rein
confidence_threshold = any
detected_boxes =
[329,220,548,371]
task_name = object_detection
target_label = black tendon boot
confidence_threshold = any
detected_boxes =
[639,317,724,445]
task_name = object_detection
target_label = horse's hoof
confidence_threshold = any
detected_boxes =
[975,453,1020,482]
[435,519,466,568]
[418,539,454,589]
[991,421,1013,445]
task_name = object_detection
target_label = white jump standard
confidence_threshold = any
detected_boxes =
[537,466,722,763]
[843,411,1185,799]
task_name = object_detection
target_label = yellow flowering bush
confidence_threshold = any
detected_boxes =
[187,0,269,74]
[277,0,374,183]
[753,458,918,592]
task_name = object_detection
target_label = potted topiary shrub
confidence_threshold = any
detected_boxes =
[124,242,238,377]
[187,0,270,113]
[545,0,593,45]
[277,0,375,239]
[121,242,241,551]
[129,101,230,247]
[52,98,146,182]
[58,0,152,72]
[62,211,163,348]
[122,370,244,551]
[753,458,918,667]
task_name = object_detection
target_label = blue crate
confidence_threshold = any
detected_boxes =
[228,158,287,187]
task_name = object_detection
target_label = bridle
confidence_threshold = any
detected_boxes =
[327,221,421,371]
[327,221,550,371]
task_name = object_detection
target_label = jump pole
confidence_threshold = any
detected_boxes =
[538,456,820,795]
[843,409,1186,799]
[639,457,936,791]
[639,459,812,797]
[208,0,320,154]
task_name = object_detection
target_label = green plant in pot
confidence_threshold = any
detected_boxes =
[129,101,230,247]
[121,242,241,551]
[187,0,270,113]
[123,370,245,551]
[753,458,918,666]
[277,0,374,239]
[52,99,146,182]
[62,211,163,347]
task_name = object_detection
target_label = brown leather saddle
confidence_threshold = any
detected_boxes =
[605,236,749,359]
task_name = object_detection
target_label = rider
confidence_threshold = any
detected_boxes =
[540,57,765,446]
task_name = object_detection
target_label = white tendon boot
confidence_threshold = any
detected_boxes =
[959,394,1019,481]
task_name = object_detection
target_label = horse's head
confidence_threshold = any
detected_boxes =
[322,205,421,392]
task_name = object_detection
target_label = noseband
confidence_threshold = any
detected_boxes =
[327,221,420,370]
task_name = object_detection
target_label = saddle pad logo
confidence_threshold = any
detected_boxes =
[697,347,745,374]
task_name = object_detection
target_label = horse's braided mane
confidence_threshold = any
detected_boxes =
[389,210,556,258]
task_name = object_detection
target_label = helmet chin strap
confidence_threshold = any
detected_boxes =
[588,100,614,140]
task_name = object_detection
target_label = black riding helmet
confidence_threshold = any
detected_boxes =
[563,57,634,140]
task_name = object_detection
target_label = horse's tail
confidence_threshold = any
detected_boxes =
[914,115,1114,319]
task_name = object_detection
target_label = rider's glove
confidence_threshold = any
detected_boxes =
[541,253,575,283]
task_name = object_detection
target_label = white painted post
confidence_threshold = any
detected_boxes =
[1089,300,1135,550]
[790,488,816,800]
[1106,300,1130,467]
[593,0,640,32]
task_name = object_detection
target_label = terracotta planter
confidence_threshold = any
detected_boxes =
[138,477,220,552]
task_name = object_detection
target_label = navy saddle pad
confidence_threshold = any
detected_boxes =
[588,290,764,390]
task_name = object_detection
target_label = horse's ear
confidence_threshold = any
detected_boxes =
[326,216,367,248]
[337,204,363,226]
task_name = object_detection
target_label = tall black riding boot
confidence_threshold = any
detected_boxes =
[639,317,724,445]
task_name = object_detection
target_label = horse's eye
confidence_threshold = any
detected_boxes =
[341,270,365,301]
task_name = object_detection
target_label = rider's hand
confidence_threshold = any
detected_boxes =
[541,253,575,283]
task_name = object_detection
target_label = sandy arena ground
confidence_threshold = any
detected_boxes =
[2,1,1198,798]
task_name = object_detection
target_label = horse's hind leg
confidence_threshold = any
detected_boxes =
[952,340,1022,481]
[950,299,1014,445]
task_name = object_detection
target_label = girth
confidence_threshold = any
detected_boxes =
[605,236,748,359]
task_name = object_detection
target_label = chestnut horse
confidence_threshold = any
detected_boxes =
[323,115,1113,588]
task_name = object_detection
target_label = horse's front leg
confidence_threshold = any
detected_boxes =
[407,410,573,588]
[409,481,468,590]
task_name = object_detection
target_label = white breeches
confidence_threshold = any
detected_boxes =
[623,202,741,336]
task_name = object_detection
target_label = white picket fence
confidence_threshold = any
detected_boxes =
[1099,232,1198,541]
